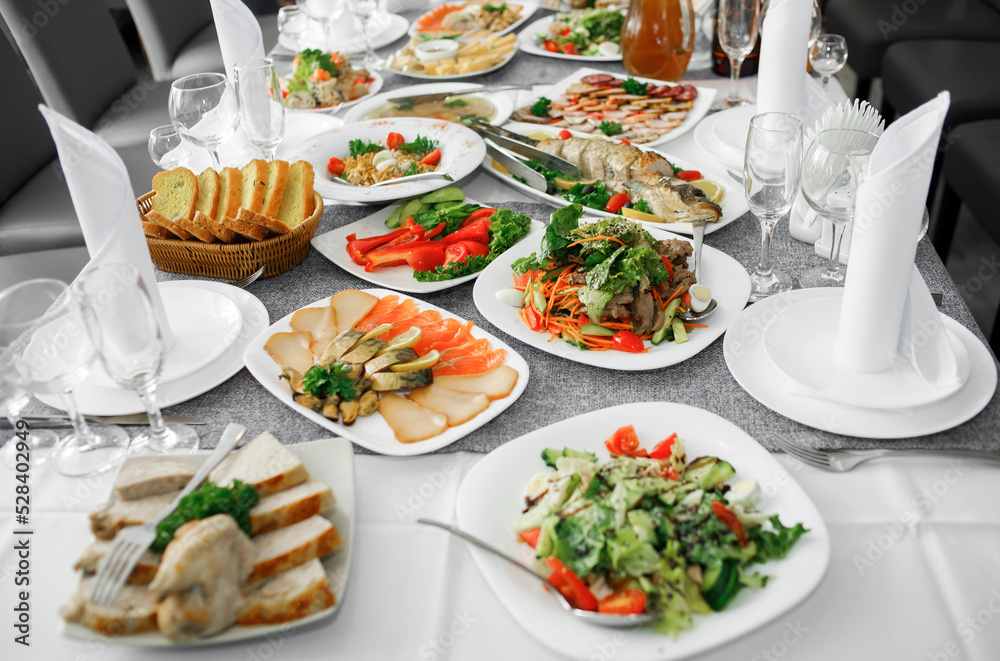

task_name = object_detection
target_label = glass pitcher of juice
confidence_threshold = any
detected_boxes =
[621,0,696,82]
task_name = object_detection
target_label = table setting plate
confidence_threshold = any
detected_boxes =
[480,121,748,237]
[724,288,998,438]
[407,1,538,38]
[278,12,409,54]
[388,44,518,81]
[36,281,269,416]
[284,71,385,115]
[516,13,624,62]
[341,82,515,126]
[60,436,355,647]
[310,200,545,293]
[473,223,751,370]
[286,117,486,204]
[455,401,831,661]
[693,104,757,171]
[242,288,530,456]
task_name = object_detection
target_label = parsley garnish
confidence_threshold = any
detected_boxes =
[443,98,470,108]
[621,78,648,96]
[599,120,623,136]
[349,139,382,158]
[397,134,438,157]
[483,3,506,11]
[393,99,416,111]
[152,481,258,553]
[512,174,527,185]
[530,96,552,117]
[302,362,358,401]
[404,163,419,176]
[633,198,653,214]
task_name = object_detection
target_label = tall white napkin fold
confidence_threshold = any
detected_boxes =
[210,0,265,82]
[833,92,958,386]
[755,0,811,117]
[38,105,175,348]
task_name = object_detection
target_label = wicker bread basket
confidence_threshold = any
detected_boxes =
[137,191,323,280]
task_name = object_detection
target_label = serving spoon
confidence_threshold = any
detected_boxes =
[418,518,660,628]
[328,171,455,187]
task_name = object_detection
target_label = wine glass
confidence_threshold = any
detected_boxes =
[234,58,286,161]
[300,0,347,53]
[169,73,240,170]
[799,129,878,287]
[348,0,386,71]
[809,34,848,87]
[76,264,199,456]
[147,125,191,170]
[278,5,309,51]
[0,279,64,469]
[744,112,803,301]
[6,284,129,476]
[716,0,761,109]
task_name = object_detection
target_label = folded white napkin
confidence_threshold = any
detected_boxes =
[38,105,175,348]
[755,0,811,117]
[833,92,958,386]
[210,0,265,82]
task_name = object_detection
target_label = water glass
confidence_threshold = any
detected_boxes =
[77,264,199,456]
[809,34,848,87]
[169,72,240,170]
[349,0,386,71]
[234,58,286,161]
[800,129,878,287]
[147,125,191,170]
[744,112,803,301]
[278,5,309,51]
[716,0,761,109]
[301,0,347,53]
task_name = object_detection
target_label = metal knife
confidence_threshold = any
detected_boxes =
[471,125,581,179]
[485,142,548,193]
[5,413,207,427]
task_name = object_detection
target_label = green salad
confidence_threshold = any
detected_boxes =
[513,426,808,635]
[538,8,625,57]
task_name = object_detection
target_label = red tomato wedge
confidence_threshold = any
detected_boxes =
[712,502,748,547]
[598,589,647,615]
[519,528,541,548]
[419,148,441,166]
[544,557,598,611]
[676,170,702,182]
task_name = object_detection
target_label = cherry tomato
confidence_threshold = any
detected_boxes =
[418,148,441,166]
[443,242,469,265]
[598,589,647,615]
[613,330,644,353]
[386,132,405,150]
[544,40,559,53]
[327,157,346,176]
[606,425,640,455]
[675,170,702,182]
[561,27,571,36]
[518,528,541,547]
[558,129,573,140]
[649,433,677,460]
[605,193,632,214]
[560,42,579,55]
[281,89,289,99]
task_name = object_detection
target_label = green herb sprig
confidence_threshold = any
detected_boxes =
[530,96,552,117]
[152,481,259,553]
[599,120,623,136]
[302,362,358,401]
[621,77,648,96]
[397,134,439,157]
[349,139,383,158]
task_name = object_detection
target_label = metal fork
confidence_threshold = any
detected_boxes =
[225,264,265,289]
[768,434,1000,472]
[89,424,246,606]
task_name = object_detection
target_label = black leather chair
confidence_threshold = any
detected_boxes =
[824,0,1000,103]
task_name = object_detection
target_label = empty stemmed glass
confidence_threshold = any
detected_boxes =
[348,0,386,71]
[809,34,848,88]
[234,58,286,161]
[6,284,129,476]
[76,264,199,456]
[169,72,240,170]
[799,129,878,287]
[300,0,347,53]
[278,5,309,51]
[0,279,64,469]
[715,0,761,109]
[147,125,191,170]
[744,112,803,301]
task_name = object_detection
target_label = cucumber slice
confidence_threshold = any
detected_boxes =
[434,200,463,211]
[701,559,741,611]
[541,448,563,468]
[384,202,405,228]
[672,316,688,344]
[420,187,465,204]
[580,324,616,337]
[392,198,424,228]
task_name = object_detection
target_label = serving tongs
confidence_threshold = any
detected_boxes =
[468,119,581,179]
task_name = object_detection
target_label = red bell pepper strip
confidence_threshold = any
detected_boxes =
[712,502,747,547]
[660,255,674,279]
[649,433,677,460]
[346,226,412,257]
[544,557,598,611]
[518,528,541,548]
[598,589,647,615]
[363,240,442,271]
[423,221,447,241]
[461,207,496,227]
[520,304,542,331]
[441,219,490,245]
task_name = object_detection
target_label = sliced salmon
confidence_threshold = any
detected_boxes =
[416,3,461,31]
[411,319,476,356]
[436,338,492,364]
[432,349,507,376]
[357,298,419,332]
[382,310,442,340]
[354,295,399,330]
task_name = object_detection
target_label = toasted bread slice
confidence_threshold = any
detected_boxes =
[174,216,216,243]
[275,161,315,228]
[144,209,193,241]
[151,167,198,221]
[89,490,180,540]
[240,159,268,213]
[238,559,336,625]
[250,480,335,535]
[142,220,173,240]
[237,207,289,236]
[192,211,237,244]
[248,515,342,584]
[219,214,268,242]
[209,432,309,497]
[217,167,242,219]
[261,160,290,218]
[194,168,220,220]
[114,458,197,501]
[74,539,162,584]
[60,577,158,635]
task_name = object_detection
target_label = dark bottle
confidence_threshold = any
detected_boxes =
[711,3,761,76]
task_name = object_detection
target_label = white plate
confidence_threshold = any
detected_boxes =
[407,1,538,38]
[520,66,717,148]
[342,82,515,126]
[61,436,355,647]
[277,113,344,160]
[456,402,831,661]
[388,44,518,81]
[473,223,751,370]
[724,288,998,438]
[310,200,545,293]
[279,12,410,54]
[284,71,385,115]
[288,117,486,204]
[480,121,747,236]
[243,288,530,456]
[37,281,269,416]
[763,295,971,410]
[517,13,624,62]
[693,104,757,170]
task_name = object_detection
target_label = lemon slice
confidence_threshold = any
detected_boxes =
[526,131,555,141]
[621,206,665,223]
[375,327,421,356]
[691,179,724,203]
[492,161,511,175]
[389,349,441,372]
[554,177,598,191]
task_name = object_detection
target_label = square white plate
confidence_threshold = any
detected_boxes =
[243,289,530,455]
[455,402,830,661]
[61,437,355,647]
[310,200,545,293]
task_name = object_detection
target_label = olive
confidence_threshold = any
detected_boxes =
[546,184,557,195]
[581,184,595,195]
[623,202,634,209]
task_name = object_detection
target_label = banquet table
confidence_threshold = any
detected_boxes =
[3,7,1000,660]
